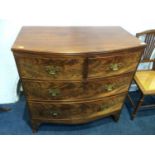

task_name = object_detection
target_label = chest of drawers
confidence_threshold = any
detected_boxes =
[12,26,146,132]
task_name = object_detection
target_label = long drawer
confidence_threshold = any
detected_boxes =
[23,73,133,101]
[28,93,125,120]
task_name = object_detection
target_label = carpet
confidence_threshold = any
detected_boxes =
[0,91,155,135]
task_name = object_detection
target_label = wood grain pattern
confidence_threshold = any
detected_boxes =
[12,26,145,55]
[88,50,142,78]
[28,93,125,121]
[23,73,133,101]
[11,26,146,132]
[134,71,155,94]
[14,49,142,81]
[30,109,121,132]
[15,56,84,80]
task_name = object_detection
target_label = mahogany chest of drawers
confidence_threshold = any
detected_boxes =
[12,26,146,132]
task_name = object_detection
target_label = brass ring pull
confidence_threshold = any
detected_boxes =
[48,88,60,97]
[45,65,60,77]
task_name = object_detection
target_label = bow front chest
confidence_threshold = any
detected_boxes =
[12,26,146,132]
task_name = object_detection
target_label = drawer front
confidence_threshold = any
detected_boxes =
[16,56,83,80]
[88,51,141,78]
[28,94,125,120]
[23,73,132,101]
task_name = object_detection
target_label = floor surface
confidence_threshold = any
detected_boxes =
[0,91,155,135]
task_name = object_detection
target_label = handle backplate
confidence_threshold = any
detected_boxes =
[48,88,60,97]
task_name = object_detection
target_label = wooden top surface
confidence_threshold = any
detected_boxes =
[12,26,146,55]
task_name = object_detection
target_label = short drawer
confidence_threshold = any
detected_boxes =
[15,56,84,80]
[23,73,132,101]
[28,94,125,120]
[88,50,142,78]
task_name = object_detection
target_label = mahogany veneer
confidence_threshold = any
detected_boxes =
[12,26,146,132]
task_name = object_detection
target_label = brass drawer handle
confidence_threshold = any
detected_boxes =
[109,63,120,71]
[45,66,60,77]
[49,111,59,117]
[48,88,60,97]
[105,84,115,91]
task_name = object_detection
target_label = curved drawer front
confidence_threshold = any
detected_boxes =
[28,94,125,120]
[16,56,83,80]
[86,73,132,99]
[88,50,141,78]
[23,73,132,101]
